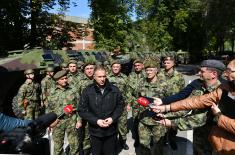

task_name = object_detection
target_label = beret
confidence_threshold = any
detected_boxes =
[46,66,54,72]
[83,61,95,69]
[54,70,68,80]
[133,59,143,64]
[201,59,225,71]
[68,60,77,65]
[24,69,34,75]
[110,60,121,66]
[144,60,160,69]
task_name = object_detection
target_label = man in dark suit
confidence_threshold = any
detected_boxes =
[78,66,124,155]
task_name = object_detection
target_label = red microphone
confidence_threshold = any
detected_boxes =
[137,97,154,108]
[57,105,74,119]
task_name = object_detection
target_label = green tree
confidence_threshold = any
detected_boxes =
[88,0,134,52]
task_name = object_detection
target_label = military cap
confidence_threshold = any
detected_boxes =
[46,66,54,72]
[68,60,77,65]
[53,70,68,81]
[24,69,34,75]
[110,59,121,66]
[201,59,225,71]
[83,60,96,69]
[144,60,160,69]
[133,59,143,65]
[60,63,68,68]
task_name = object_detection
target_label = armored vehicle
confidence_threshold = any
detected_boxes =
[0,49,111,115]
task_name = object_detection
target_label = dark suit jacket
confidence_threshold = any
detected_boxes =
[78,80,124,137]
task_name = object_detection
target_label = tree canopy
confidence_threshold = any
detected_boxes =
[1,0,235,60]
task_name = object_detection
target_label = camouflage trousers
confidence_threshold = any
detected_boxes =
[193,124,213,155]
[118,110,128,140]
[138,121,166,154]
[24,101,40,120]
[53,119,78,155]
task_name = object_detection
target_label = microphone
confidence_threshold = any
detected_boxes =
[137,97,163,119]
[137,97,155,108]
[57,105,74,120]
[27,112,57,136]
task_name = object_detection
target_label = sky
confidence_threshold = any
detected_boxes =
[51,0,136,20]
[51,0,91,18]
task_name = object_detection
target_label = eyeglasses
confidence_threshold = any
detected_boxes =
[224,68,235,73]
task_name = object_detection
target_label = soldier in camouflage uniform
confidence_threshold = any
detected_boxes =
[128,59,145,147]
[77,61,96,155]
[157,56,185,150]
[158,60,225,155]
[17,69,41,120]
[158,56,185,93]
[41,66,55,111]
[136,60,172,155]
[48,70,81,155]
[108,60,131,150]
[67,60,83,88]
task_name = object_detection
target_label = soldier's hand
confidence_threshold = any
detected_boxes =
[156,118,172,128]
[126,104,131,112]
[50,119,60,128]
[76,121,82,129]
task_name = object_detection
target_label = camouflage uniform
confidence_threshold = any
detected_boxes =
[41,76,55,109]
[170,80,221,155]
[128,71,146,118]
[157,69,185,150]
[77,76,94,153]
[157,69,185,94]
[48,85,80,155]
[67,72,83,88]
[137,78,171,155]
[128,70,145,145]
[108,72,131,142]
[17,81,41,120]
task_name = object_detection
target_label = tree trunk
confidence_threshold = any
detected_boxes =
[30,0,40,48]
[232,38,234,53]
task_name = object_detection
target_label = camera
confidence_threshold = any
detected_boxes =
[0,112,56,154]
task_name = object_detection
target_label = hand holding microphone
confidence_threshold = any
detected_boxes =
[57,104,74,119]
[50,105,74,128]
[137,97,168,113]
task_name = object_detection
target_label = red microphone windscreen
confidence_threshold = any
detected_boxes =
[137,97,150,107]
[64,105,73,113]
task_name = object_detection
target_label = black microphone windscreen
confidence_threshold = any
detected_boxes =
[29,112,57,133]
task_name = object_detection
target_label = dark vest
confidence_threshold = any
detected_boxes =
[218,90,235,119]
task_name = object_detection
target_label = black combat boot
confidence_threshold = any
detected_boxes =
[119,137,129,150]
[122,140,129,150]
